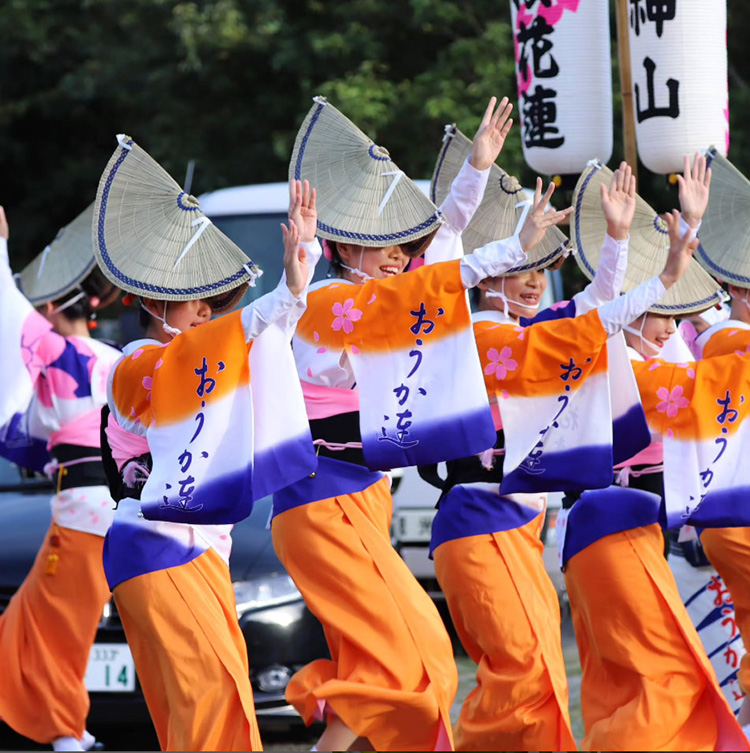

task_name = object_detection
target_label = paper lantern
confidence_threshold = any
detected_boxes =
[510,0,613,176]
[628,0,728,174]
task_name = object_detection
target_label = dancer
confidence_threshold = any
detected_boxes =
[0,203,121,752]
[563,156,748,751]
[690,149,750,721]
[425,129,638,751]
[94,134,320,751]
[271,96,570,752]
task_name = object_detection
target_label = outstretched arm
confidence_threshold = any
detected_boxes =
[460,179,572,288]
[574,161,636,314]
[597,210,699,335]
[427,96,513,264]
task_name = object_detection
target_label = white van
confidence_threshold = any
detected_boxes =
[198,181,566,598]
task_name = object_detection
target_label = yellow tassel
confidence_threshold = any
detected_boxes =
[45,552,59,575]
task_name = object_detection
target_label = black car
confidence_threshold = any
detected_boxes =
[0,457,328,747]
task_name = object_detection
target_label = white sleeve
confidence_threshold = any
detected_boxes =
[0,237,19,292]
[459,236,527,289]
[425,157,490,265]
[240,239,321,341]
[596,277,667,336]
[572,234,629,315]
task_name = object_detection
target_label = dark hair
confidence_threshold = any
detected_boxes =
[49,267,118,322]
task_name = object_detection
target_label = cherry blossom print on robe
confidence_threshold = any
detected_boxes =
[109,308,316,527]
[474,309,650,494]
[294,260,496,471]
[632,352,750,529]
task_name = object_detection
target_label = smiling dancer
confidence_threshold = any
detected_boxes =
[93,134,320,751]
[270,96,575,752]
[422,126,640,751]
[562,156,748,751]
[0,204,121,752]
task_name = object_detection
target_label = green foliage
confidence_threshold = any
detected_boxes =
[0,0,748,289]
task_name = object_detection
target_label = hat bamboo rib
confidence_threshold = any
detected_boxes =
[572,160,725,315]
[289,97,442,247]
[93,135,258,302]
[431,126,571,274]
[696,147,750,290]
[18,203,97,305]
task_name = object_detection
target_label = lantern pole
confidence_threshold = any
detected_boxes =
[615,0,639,186]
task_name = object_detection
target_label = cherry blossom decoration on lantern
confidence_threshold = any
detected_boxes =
[510,0,613,176]
[628,0,729,174]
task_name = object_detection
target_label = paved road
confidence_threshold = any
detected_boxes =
[0,619,584,751]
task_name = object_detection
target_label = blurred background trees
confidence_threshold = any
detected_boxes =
[2,0,749,269]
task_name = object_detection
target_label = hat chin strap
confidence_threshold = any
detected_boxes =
[49,290,86,316]
[340,248,374,283]
[141,301,182,338]
[485,278,541,318]
[623,313,660,357]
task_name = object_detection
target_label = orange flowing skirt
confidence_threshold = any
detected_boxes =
[271,476,457,752]
[113,548,262,752]
[701,527,750,694]
[565,523,747,751]
[433,512,576,751]
[0,524,110,743]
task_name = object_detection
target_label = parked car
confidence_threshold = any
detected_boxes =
[0,456,329,746]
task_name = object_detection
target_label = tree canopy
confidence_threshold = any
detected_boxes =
[2,0,749,272]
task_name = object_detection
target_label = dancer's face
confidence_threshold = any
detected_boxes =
[479,269,547,319]
[142,298,212,340]
[624,313,676,356]
[336,243,410,283]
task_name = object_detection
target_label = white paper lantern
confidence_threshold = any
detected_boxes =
[628,0,729,174]
[510,0,613,176]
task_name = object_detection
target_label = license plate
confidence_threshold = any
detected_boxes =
[394,508,436,543]
[84,643,136,692]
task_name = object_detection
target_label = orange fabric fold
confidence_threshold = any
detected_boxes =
[701,526,750,694]
[0,525,110,743]
[565,523,747,751]
[271,477,456,752]
[113,548,262,752]
[433,513,576,751]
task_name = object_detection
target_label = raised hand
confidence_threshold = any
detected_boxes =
[676,152,711,228]
[659,209,699,289]
[518,178,574,252]
[470,96,514,171]
[0,206,8,240]
[288,179,317,244]
[600,161,636,240]
[281,219,309,298]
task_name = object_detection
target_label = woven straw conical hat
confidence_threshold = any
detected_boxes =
[18,203,97,305]
[289,97,442,249]
[431,125,571,274]
[572,160,725,315]
[93,134,258,302]
[696,146,750,290]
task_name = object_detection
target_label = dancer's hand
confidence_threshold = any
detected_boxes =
[601,161,636,241]
[518,178,573,252]
[470,96,514,171]
[677,152,711,228]
[282,219,309,298]
[288,179,317,243]
[660,209,699,289]
[0,206,8,240]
